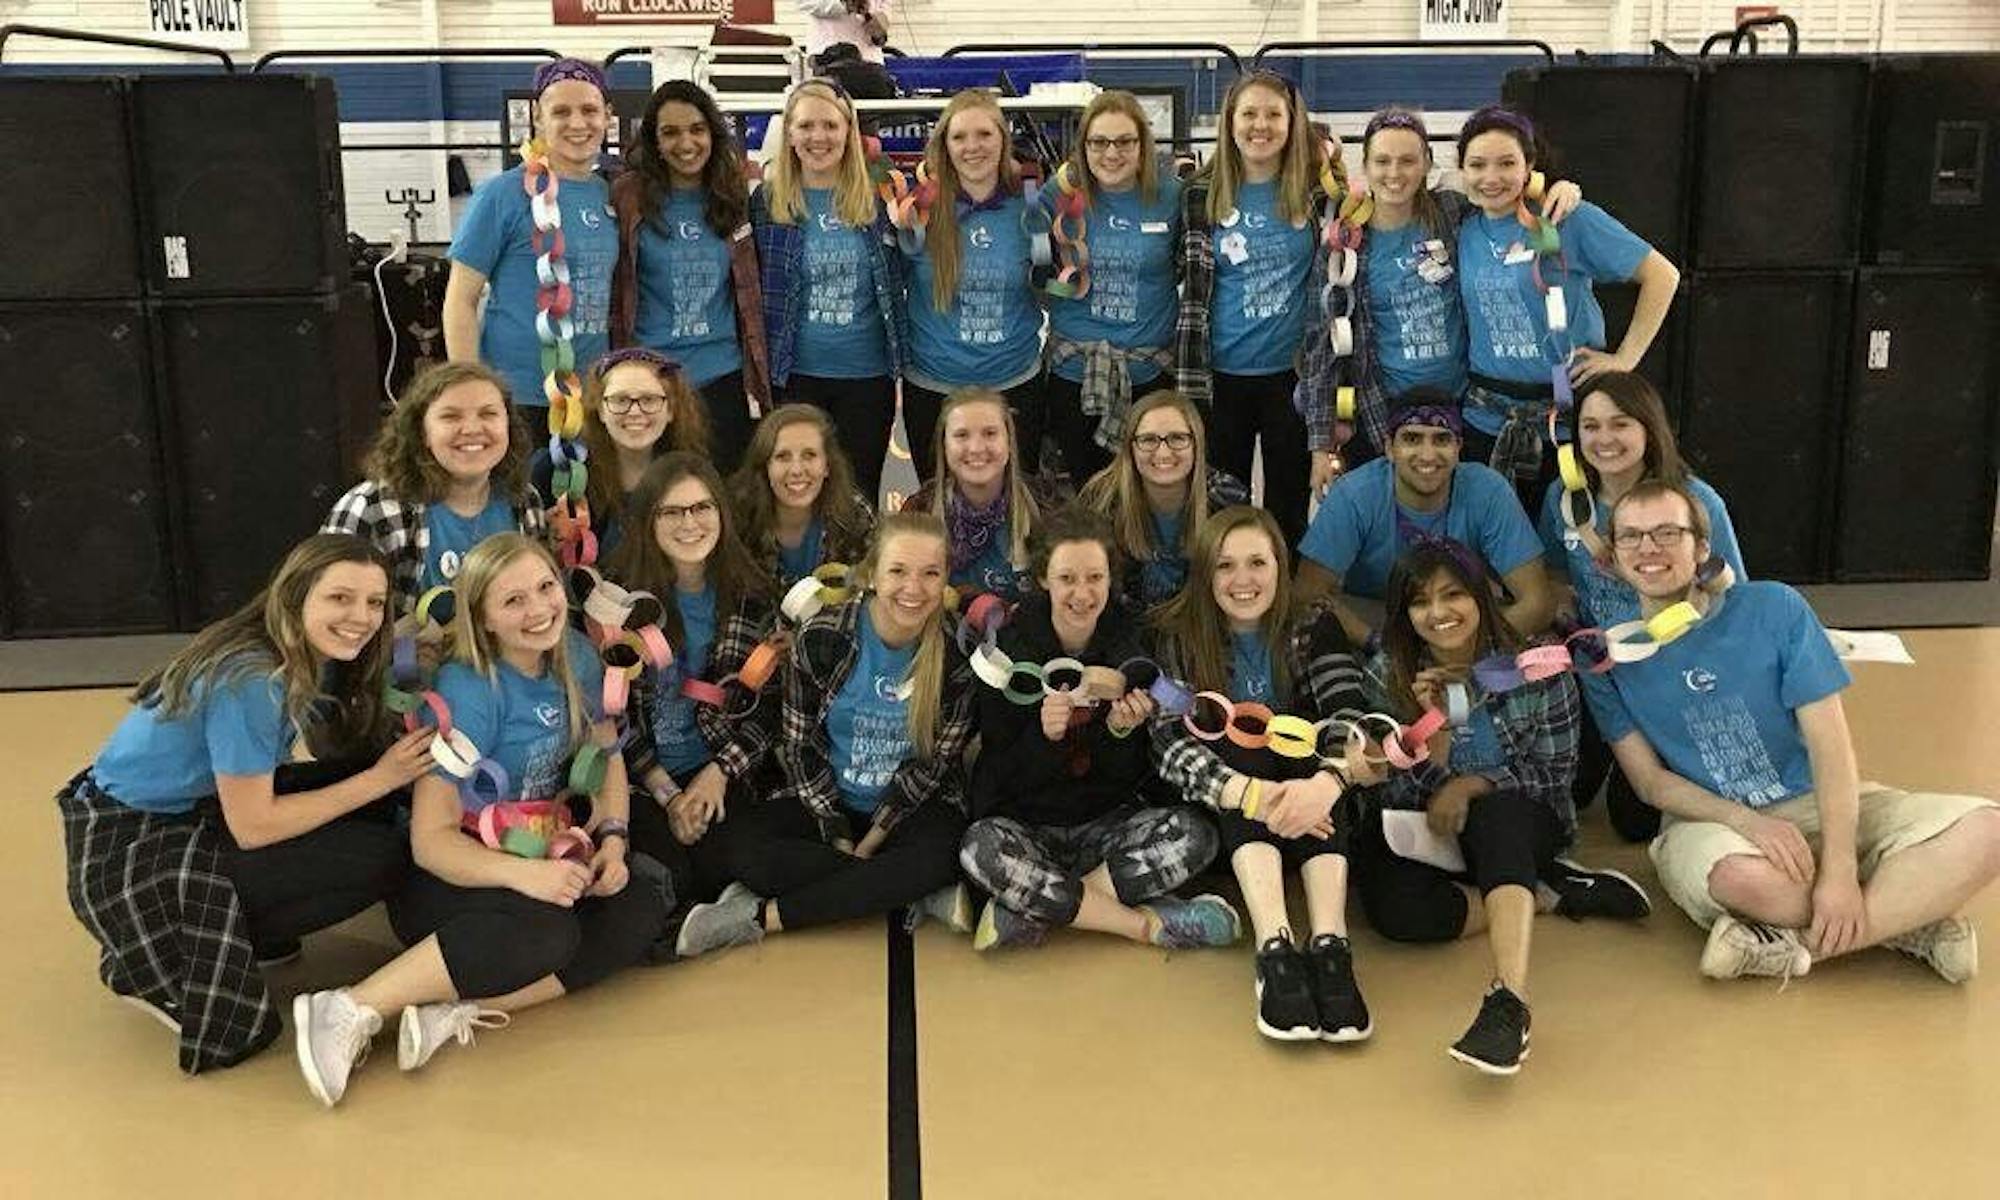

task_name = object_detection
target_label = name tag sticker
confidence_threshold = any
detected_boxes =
[1140,221,1170,234]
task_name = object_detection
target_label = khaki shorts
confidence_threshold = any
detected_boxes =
[1649,784,1996,929]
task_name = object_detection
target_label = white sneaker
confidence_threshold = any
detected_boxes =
[119,993,181,1033]
[398,1001,510,1072]
[1885,917,1979,984]
[293,989,383,1108]
[1700,915,1812,984]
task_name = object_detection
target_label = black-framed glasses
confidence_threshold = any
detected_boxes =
[603,391,669,415]
[1084,135,1141,153]
[654,499,719,523]
[1133,431,1194,453]
[1612,524,1694,551]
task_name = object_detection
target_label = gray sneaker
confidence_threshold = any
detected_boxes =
[1884,916,1978,984]
[398,1001,509,1071]
[906,882,975,935]
[1144,894,1242,949]
[676,881,766,959]
[1699,915,1812,985]
[293,989,383,1108]
[972,899,1048,952]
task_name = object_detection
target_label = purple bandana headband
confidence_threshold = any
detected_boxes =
[534,57,608,99]
[1387,404,1462,436]
[594,348,682,379]
[1364,108,1431,142]
[1461,105,1536,146]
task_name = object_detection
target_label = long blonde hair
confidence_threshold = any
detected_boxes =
[851,511,953,758]
[447,533,592,750]
[922,90,1020,311]
[928,388,1038,572]
[133,533,395,756]
[765,79,878,229]
[1072,89,1161,206]
[1150,506,1294,700]
[1203,71,1319,227]
[1076,390,1216,569]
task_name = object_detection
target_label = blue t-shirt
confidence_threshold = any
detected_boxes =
[430,629,607,808]
[647,586,717,776]
[1366,221,1467,398]
[1537,475,1747,629]
[1210,179,1313,375]
[796,188,891,379]
[826,606,917,813]
[777,517,826,588]
[1229,631,1275,703]
[1458,201,1650,434]
[633,190,742,388]
[93,659,292,813]
[1449,704,1507,775]
[423,494,518,589]
[1581,582,1849,809]
[449,166,616,410]
[1138,508,1188,608]
[906,193,1043,388]
[1300,458,1545,598]
[955,520,1027,602]
[1048,181,1180,385]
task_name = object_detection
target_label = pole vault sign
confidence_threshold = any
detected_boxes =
[146,0,251,49]
[1418,0,1509,41]
[552,0,777,23]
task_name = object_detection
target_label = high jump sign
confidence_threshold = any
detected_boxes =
[1418,0,1509,41]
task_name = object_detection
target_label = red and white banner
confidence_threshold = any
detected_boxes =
[552,0,775,25]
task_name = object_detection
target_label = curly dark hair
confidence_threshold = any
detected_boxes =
[361,361,533,505]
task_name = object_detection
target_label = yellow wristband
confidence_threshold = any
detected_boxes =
[1241,778,1263,820]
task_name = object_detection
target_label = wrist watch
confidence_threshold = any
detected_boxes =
[593,818,630,843]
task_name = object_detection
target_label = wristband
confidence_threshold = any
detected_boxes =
[1240,778,1263,820]
[592,818,629,843]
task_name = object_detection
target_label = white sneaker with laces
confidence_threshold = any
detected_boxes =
[1884,916,1978,984]
[398,1001,510,1072]
[293,989,383,1108]
[1700,915,1813,984]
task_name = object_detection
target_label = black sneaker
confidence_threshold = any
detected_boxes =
[1305,933,1373,1043]
[1543,857,1653,921]
[1253,933,1319,1042]
[1448,984,1532,1076]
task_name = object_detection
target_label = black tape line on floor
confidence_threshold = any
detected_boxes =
[887,912,923,1200]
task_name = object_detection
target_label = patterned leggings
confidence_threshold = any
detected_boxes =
[959,805,1218,927]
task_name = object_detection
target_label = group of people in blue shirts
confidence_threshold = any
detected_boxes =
[55,58,2000,1099]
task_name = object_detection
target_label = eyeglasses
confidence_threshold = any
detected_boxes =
[1612,524,1694,551]
[653,499,719,524]
[1133,431,1194,453]
[603,391,669,415]
[1084,135,1141,153]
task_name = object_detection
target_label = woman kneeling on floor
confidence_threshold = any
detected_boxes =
[684,511,981,947]
[59,533,432,1074]
[1150,506,1379,1044]
[960,506,1237,951]
[293,533,666,1108]
[1357,543,1649,1075]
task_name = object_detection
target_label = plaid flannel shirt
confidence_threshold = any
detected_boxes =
[771,597,978,843]
[758,490,876,588]
[1115,467,1250,611]
[1045,334,1176,454]
[751,185,909,388]
[1363,647,1581,836]
[623,592,781,786]
[321,480,548,618]
[1173,175,1337,452]
[1149,609,1370,810]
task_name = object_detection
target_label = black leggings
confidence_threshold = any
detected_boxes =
[903,376,1047,482]
[1042,372,1172,486]
[696,370,754,476]
[1573,701,1659,842]
[1352,790,1564,944]
[781,373,897,506]
[728,799,965,930]
[387,854,670,999]
[216,759,409,952]
[629,774,747,911]
[1206,369,1311,550]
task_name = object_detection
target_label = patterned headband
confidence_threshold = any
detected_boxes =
[534,57,608,99]
[1461,105,1536,145]
[1365,109,1431,141]
[1387,403,1463,436]
[594,348,682,379]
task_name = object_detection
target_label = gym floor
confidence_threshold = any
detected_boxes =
[5,629,1997,1198]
